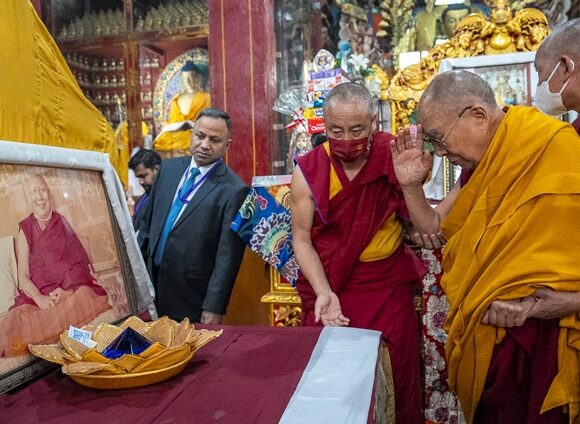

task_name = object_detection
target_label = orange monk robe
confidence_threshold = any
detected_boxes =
[154,92,211,152]
[441,106,580,422]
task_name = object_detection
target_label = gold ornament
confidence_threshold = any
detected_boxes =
[387,1,550,132]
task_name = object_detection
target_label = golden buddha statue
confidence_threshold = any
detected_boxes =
[440,3,472,39]
[153,61,211,157]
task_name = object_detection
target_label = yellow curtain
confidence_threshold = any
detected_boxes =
[0,0,124,185]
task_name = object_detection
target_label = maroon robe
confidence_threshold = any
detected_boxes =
[12,211,106,307]
[572,116,580,134]
[296,132,426,424]
[0,211,110,356]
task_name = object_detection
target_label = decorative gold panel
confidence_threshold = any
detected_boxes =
[261,267,302,327]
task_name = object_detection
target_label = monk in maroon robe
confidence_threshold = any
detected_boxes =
[292,83,426,423]
[0,175,110,356]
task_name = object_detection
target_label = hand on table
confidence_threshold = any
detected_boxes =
[315,291,350,327]
[390,125,432,188]
[201,310,222,325]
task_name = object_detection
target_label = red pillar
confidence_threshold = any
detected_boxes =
[208,0,277,184]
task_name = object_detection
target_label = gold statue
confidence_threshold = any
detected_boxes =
[414,0,444,51]
[440,3,472,39]
[154,61,211,157]
[387,0,551,131]
[512,8,551,51]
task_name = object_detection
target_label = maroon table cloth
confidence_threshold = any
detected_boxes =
[0,325,322,424]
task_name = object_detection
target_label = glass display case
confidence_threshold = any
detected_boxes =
[40,0,209,147]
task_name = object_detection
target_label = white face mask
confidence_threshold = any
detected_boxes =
[534,60,575,116]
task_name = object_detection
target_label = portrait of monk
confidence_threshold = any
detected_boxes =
[0,171,127,358]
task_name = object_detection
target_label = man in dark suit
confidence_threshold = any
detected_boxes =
[139,108,248,324]
[129,148,161,229]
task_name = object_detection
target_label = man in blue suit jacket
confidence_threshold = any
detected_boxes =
[139,108,248,324]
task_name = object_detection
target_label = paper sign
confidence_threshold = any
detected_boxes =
[68,326,98,348]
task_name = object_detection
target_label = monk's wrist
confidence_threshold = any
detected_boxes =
[400,181,424,190]
[313,286,332,297]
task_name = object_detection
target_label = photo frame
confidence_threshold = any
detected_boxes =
[425,52,538,200]
[0,141,154,394]
[439,51,537,107]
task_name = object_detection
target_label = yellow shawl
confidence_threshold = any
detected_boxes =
[0,1,122,184]
[441,106,580,422]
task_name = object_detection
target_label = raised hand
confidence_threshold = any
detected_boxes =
[390,124,432,188]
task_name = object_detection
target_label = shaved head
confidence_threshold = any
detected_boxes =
[417,71,505,170]
[25,174,52,220]
[324,82,376,118]
[537,18,580,63]
[418,70,497,119]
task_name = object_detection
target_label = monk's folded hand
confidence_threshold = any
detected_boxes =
[49,287,72,304]
[408,229,446,250]
[391,124,432,188]
[482,297,536,328]
[315,291,350,327]
[529,288,580,320]
[34,294,57,309]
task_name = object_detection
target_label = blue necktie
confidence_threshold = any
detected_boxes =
[154,167,201,266]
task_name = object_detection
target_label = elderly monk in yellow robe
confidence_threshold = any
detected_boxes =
[154,61,211,157]
[391,70,580,423]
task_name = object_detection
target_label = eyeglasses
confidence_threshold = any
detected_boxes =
[422,106,472,149]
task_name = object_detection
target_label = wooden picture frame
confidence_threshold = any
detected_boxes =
[0,141,154,394]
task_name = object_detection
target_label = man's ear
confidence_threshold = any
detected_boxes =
[562,55,576,78]
[153,164,160,173]
[371,113,378,130]
[470,105,489,126]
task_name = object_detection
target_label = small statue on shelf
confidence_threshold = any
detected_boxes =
[414,0,444,51]
[439,3,472,39]
[153,60,211,157]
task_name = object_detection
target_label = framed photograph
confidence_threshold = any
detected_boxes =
[438,51,538,102]
[471,63,533,107]
[0,141,154,394]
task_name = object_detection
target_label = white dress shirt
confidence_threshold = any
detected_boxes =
[172,157,219,225]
